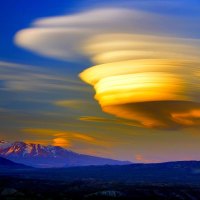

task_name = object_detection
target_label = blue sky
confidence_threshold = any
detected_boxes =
[1,0,199,64]
[0,0,79,66]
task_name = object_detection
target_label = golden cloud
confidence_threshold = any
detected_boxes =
[73,133,96,143]
[53,137,71,148]
[22,128,109,147]
[79,116,112,122]
[80,34,200,129]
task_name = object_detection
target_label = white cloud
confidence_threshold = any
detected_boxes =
[15,8,200,61]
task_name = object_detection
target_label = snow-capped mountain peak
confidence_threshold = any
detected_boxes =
[0,141,70,158]
[0,140,131,168]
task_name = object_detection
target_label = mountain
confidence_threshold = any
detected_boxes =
[0,140,131,168]
[0,156,30,169]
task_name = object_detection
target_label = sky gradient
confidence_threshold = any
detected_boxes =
[1,0,200,162]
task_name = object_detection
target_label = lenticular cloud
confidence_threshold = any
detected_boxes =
[15,8,200,129]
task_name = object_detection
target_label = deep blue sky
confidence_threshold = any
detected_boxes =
[1,0,199,65]
[0,0,81,68]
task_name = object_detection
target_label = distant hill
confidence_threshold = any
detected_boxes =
[0,140,131,168]
[3,160,200,183]
[1,160,200,185]
[0,157,30,169]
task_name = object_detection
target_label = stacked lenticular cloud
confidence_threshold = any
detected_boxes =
[80,34,200,128]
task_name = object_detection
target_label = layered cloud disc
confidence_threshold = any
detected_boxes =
[80,33,200,129]
[80,34,200,129]
[80,58,200,128]
[80,60,190,104]
[83,34,200,64]
[14,8,200,129]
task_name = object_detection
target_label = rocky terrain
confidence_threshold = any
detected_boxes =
[0,177,200,200]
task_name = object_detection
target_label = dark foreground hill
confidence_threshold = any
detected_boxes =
[0,157,30,169]
[1,161,200,199]
[1,177,200,200]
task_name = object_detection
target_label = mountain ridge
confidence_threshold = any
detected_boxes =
[0,140,131,168]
